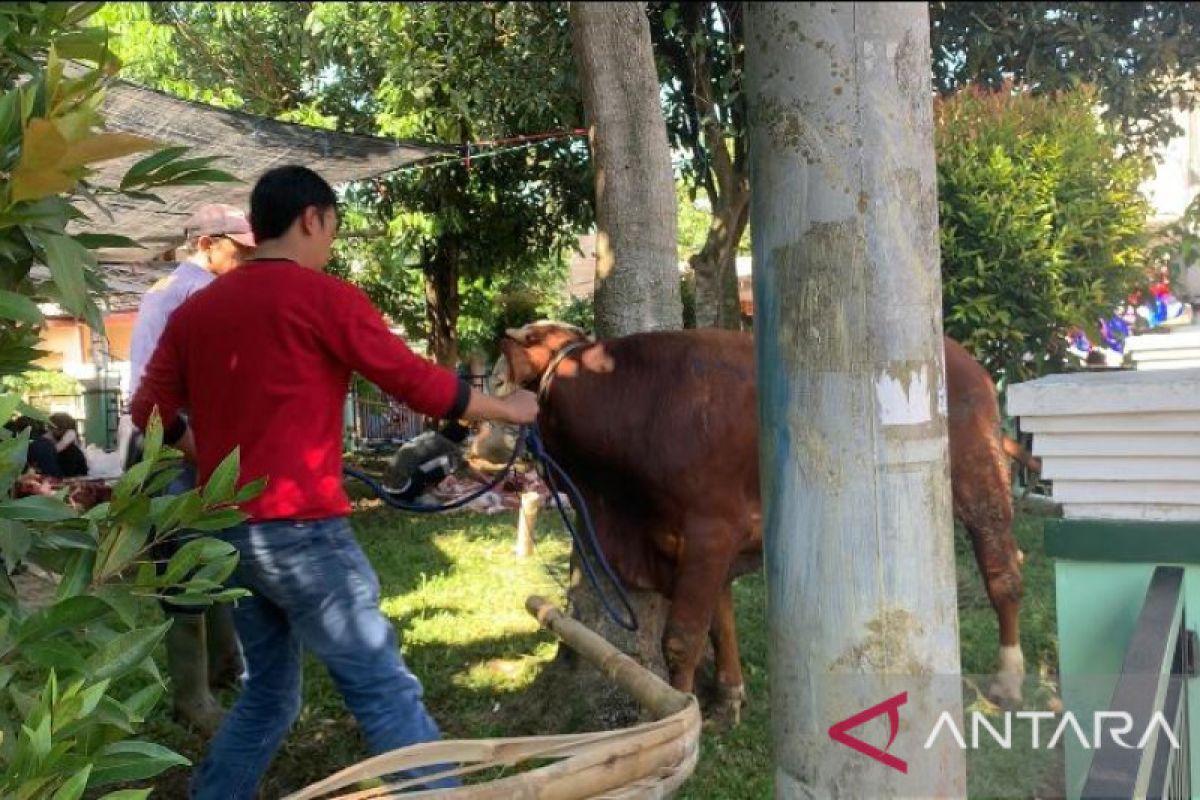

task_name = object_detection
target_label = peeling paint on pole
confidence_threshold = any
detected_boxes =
[746,3,966,797]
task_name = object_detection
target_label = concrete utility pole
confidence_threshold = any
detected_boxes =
[745,3,966,797]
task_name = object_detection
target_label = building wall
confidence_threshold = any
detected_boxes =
[35,312,137,398]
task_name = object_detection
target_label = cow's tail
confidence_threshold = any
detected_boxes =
[1002,436,1042,475]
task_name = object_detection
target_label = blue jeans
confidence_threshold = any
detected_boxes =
[189,517,459,798]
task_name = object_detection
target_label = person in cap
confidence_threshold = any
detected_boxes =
[126,203,256,735]
[132,165,540,798]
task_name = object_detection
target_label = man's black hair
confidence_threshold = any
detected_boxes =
[249,165,337,242]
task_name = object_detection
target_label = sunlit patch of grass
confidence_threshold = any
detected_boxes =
[139,504,1058,799]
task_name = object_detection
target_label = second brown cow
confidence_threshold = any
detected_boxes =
[498,322,1028,721]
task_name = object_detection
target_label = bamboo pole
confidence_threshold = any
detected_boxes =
[283,596,699,800]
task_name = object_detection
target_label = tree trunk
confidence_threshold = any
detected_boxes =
[678,1,748,330]
[746,3,965,797]
[572,1,681,338]
[690,189,749,328]
[422,243,459,368]
[543,0,679,725]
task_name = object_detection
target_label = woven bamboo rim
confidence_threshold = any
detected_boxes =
[282,595,701,799]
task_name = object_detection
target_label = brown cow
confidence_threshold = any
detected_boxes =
[498,322,1028,720]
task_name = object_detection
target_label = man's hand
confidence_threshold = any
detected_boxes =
[462,387,540,426]
[500,388,539,425]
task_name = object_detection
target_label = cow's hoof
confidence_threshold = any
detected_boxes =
[704,683,746,730]
[987,645,1026,708]
[986,677,1023,708]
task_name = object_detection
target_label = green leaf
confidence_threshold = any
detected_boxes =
[118,189,164,204]
[140,412,163,466]
[86,620,171,683]
[0,494,77,521]
[89,740,189,787]
[51,763,92,800]
[0,87,22,148]
[154,168,241,186]
[22,712,52,761]
[121,682,163,719]
[72,232,140,250]
[22,640,88,675]
[33,231,96,317]
[97,790,152,800]
[0,429,31,475]
[202,447,240,505]
[88,588,136,632]
[91,694,136,734]
[95,522,149,581]
[55,549,96,600]
[232,476,268,505]
[0,519,31,571]
[0,289,43,324]
[118,145,188,189]
[187,508,247,532]
[160,537,236,585]
[114,459,152,499]
[15,596,112,647]
[143,466,184,498]
[0,392,23,424]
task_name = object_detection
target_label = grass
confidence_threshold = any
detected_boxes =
[140,500,1060,799]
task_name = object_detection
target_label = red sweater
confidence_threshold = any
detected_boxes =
[131,259,469,522]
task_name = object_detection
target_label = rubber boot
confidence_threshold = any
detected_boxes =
[165,613,226,736]
[205,604,244,691]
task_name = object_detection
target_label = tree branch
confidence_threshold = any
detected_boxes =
[684,3,736,202]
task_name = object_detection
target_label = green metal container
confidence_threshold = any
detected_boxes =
[81,385,118,450]
[1048,518,1200,798]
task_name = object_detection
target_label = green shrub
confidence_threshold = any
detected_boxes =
[936,86,1151,381]
[0,3,252,797]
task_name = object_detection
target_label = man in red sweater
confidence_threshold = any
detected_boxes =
[132,165,538,798]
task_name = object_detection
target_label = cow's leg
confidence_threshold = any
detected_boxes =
[965,517,1025,705]
[707,581,746,727]
[662,523,734,696]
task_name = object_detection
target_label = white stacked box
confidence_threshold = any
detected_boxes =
[1006,368,1200,521]
[1124,322,1200,371]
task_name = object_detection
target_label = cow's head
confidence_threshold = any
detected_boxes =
[494,321,591,396]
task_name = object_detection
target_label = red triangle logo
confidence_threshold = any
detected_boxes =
[827,691,909,773]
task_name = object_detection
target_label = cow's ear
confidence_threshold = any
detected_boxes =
[499,338,539,388]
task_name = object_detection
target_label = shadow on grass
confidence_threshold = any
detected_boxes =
[136,507,1061,800]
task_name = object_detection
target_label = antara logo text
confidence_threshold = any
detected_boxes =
[827,691,1181,773]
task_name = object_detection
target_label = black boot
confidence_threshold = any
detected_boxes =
[205,604,243,691]
[165,613,226,736]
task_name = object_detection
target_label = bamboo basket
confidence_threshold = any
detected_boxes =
[282,596,701,800]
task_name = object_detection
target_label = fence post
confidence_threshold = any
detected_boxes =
[516,491,541,559]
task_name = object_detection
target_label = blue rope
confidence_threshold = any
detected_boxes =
[342,424,639,631]
[522,425,638,632]
[343,430,524,514]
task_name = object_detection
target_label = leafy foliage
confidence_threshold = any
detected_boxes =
[931,3,1200,157]
[0,3,253,796]
[936,86,1151,380]
[100,2,593,366]
[0,409,258,798]
[0,4,237,381]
